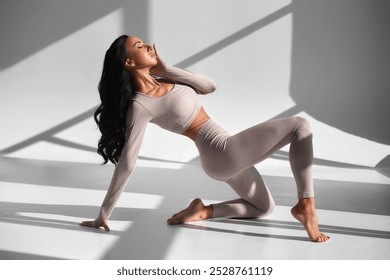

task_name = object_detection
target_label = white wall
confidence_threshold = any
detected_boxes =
[290,0,390,145]
[0,0,389,168]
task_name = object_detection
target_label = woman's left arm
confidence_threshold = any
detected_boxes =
[151,44,216,95]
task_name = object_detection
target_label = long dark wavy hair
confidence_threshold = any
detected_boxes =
[94,35,135,165]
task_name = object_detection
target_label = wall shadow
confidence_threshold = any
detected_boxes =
[290,0,390,144]
[0,0,149,70]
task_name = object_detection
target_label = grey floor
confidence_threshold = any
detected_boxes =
[1,150,389,260]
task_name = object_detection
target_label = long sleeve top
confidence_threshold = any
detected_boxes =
[95,63,217,224]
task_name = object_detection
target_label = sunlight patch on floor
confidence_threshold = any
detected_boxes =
[0,217,132,259]
[0,182,164,209]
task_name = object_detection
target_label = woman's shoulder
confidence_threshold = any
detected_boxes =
[127,99,153,121]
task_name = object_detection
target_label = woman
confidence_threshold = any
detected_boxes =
[81,35,330,242]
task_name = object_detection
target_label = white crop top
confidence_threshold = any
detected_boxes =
[133,83,201,134]
[95,62,216,224]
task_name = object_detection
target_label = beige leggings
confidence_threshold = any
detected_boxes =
[194,116,314,219]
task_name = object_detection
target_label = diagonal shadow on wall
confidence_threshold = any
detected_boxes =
[289,0,390,145]
[0,0,150,70]
[0,3,293,158]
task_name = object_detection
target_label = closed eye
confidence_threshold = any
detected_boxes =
[134,41,145,48]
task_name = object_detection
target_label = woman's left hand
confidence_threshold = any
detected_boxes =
[80,219,110,231]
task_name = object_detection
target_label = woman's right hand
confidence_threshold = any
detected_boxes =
[150,43,168,77]
[80,218,110,231]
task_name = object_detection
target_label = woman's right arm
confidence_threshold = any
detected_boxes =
[81,102,152,230]
[151,44,217,95]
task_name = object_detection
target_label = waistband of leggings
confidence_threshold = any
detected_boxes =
[194,119,217,145]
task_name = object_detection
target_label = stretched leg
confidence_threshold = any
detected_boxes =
[224,116,314,198]
[226,116,328,242]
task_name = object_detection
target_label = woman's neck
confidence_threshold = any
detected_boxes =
[132,68,160,94]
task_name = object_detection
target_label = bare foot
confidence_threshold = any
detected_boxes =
[167,198,213,225]
[291,198,330,242]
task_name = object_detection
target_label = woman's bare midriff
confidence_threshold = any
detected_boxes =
[183,107,210,141]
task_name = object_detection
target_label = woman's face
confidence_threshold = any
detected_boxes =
[124,36,157,70]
